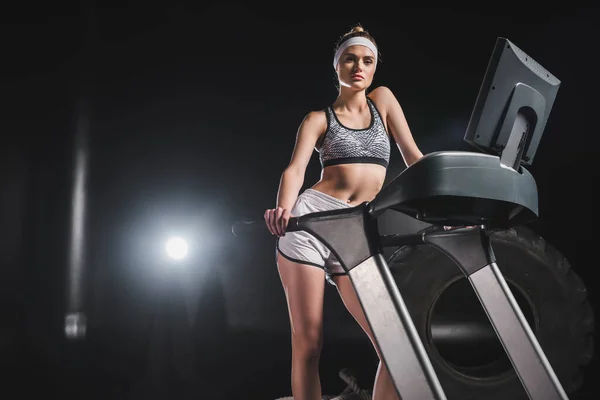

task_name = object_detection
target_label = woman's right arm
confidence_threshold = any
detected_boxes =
[265,110,325,237]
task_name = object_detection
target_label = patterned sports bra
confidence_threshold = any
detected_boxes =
[318,97,390,169]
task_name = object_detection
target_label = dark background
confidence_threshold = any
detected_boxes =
[1,3,598,399]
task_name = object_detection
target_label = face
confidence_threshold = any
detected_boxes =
[336,44,377,90]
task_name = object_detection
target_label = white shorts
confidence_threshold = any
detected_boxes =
[276,188,352,285]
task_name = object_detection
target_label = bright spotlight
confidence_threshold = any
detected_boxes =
[165,237,188,260]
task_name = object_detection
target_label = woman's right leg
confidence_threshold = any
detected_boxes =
[277,253,326,400]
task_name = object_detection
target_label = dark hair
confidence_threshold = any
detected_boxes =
[334,24,381,61]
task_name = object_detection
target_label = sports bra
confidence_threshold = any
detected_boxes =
[318,97,391,169]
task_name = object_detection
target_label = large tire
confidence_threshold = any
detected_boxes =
[387,226,594,400]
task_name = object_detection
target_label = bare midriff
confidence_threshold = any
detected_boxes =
[310,163,387,206]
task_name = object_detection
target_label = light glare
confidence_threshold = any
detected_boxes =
[165,237,188,260]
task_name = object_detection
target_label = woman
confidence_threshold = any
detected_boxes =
[264,24,423,400]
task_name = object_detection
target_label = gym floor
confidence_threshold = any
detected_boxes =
[11,328,597,400]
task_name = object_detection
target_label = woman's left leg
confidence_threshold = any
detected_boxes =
[332,275,401,400]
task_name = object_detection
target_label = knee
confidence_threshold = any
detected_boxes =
[291,327,323,358]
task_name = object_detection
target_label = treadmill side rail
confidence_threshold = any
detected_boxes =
[349,254,447,400]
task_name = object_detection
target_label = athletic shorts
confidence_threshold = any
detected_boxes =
[276,188,352,285]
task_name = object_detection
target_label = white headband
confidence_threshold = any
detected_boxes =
[333,36,378,69]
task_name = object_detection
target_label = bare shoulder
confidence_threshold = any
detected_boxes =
[368,86,399,111]
[298,109,328,136]
[302,109,327,126]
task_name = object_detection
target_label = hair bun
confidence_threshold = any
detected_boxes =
[351,25,364,33]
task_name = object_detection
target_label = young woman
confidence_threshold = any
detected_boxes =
[264,24,423,400]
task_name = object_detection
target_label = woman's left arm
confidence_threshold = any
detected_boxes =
[370,86,423,167]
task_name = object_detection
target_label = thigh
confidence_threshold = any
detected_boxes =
[332,275,381,357]
[277,253,326,338]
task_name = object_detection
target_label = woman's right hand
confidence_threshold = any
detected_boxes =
[264,207,291,237]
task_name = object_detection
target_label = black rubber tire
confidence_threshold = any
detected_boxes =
[387,226,594,400]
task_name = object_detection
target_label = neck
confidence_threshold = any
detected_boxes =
[334,88,368,111]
